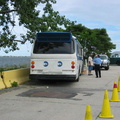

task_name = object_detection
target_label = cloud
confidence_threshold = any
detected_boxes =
[54,0,120,27]
[53,0,120,52]
[1,0,120,56]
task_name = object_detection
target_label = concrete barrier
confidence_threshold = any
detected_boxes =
[0,73,5,89]
[2,68,30,88]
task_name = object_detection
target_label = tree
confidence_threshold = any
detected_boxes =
[65,24,116,56]
[0,0,75,53]
[91,28,116,54]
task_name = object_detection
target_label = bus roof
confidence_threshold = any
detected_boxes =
[36,32,72,42]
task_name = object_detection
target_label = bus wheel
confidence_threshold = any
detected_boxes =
[75,69,80,82]
[75,76,79,82]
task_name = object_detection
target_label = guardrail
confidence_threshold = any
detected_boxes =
[110,58,120,65]
[0,68,30,89]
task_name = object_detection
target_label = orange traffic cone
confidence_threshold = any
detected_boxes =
[118,76,120,92]
[84,105,93,120]
[110,81,120,102]
[99,90,114,118]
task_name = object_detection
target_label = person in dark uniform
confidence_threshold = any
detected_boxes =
[93,55,102,78]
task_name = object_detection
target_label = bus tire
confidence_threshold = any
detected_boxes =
[75,68,80,82]
[75,76,79,82]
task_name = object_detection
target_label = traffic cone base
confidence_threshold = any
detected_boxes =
[99,114,114,118]
[110,99,120,102]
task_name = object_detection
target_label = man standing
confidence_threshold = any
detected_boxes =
[88,54,93,75]
[93,55,102,78]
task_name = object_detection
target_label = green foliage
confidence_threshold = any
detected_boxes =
[10,81,18,87]
[0,68,4,73]
[65,24,116,56]
[0,0,115,55]
[0,0,75,53]
[0,64,28,72]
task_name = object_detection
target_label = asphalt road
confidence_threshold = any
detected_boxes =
[0,65,120,120]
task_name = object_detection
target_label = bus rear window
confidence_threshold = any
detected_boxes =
[33,41,74,54]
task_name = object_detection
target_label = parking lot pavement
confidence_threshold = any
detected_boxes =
[80,65,120,120]
[0,65,120,120]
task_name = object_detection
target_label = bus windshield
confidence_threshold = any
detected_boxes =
[33,41,74,54]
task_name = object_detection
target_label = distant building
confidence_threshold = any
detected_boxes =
[111,51,120,58]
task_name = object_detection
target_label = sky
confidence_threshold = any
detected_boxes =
[0,0,120,56]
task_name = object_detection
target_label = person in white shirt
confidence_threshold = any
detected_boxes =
[88,54,93,75]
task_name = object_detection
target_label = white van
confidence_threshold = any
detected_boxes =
[29,32,84,81]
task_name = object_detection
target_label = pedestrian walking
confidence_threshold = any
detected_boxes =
[93,55,102,78]
[88,54,94,75]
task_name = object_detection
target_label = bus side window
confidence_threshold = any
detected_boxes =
[77,44,81,56]
[80,48,83,56]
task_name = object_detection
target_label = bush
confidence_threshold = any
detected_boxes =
[0,64,28,72]
[10,81,18,87]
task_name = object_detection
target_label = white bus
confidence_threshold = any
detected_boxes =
[29,32,84,81]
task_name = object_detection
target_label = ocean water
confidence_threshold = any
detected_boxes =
[0,56,30,68]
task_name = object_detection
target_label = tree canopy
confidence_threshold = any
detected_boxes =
[0,0,75,52]
[65,24,116,56]
[0,0,116,54]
